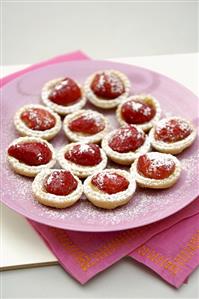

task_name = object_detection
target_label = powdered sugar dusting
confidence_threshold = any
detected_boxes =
[156,118,191,136]
[92,171,125,190]
[98,74,105,89]
[21,108,55,130]
[54,79,69,91]
[130,101,143,112]
[143,106,152,116]
[75,143,95,154]
[145,152,175,170]
[112,126,145,143]
[95,72,124,94]
[109,74,124,94]
[116,128,133,141]
[126,100,153,116]
[81,111,103,125]
[180,151,199,185]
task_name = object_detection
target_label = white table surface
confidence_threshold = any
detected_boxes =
[1,53,199,298]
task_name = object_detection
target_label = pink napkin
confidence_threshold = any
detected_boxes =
[130,212,199,288]
[0,51,89,87]
[30,199,199,287]
[1,51,199,288]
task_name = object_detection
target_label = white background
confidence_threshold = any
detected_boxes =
[1,1,198,64]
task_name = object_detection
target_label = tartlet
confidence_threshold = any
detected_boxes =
[101,125,151,165]
[116,94,161,131]
[63,109,109,143]
[84,70,131,109]
[57,142,107,178]
[84,169,136,209]
[32,169,83,208]
[7,137,56,177]
[130,152,181,189]
[41,77,86,115]
[14,104,62,140]
[149,116,196,154]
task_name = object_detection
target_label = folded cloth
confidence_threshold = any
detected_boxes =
[29,199,199,287]
[0,50,89,87]
[1,51,199,288]
[130,212,199,288]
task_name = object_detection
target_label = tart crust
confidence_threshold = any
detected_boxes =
[63,109,110,143]
[41,77,87,115]
[14,104,62,140]
[84,169,136,209]
[116,94,161,131]
[32,169,83,208]
[130,152,181,189]
[7,137,56,177]
[149,117,197,154]
[57,142,108,178]
[101,127,151,165]
[84,70,131,109]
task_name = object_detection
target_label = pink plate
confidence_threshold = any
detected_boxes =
[1,60,199,232]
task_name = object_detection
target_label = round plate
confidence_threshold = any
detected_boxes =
[1,60,198,232]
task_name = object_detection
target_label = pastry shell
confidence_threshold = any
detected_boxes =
[14,104,62,140]
[101,126,151,165]
[84,169,136,209]
[63,109,110,143]
[116,94,161,131]
[32,169,83,208]
[41,77,86,115]
[7,137,56,177]
[57,142,108,178]
[149,117,197,154]
[84,70,131,109]
[130,152,181,189]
